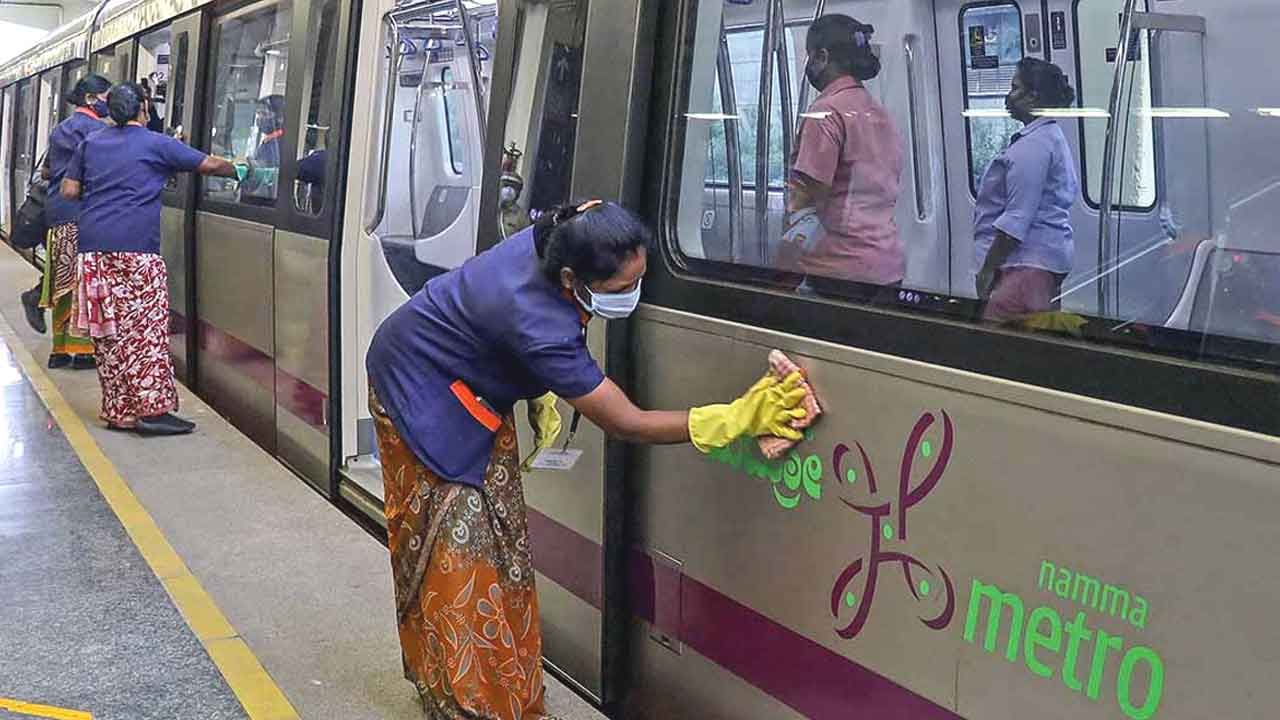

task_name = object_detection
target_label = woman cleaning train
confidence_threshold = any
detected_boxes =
[365,200,809,719]
[35,73,113,370]
[61,82,237,435]
[974,57,1080,322]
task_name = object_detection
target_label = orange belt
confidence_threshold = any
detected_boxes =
[449,380,501,432]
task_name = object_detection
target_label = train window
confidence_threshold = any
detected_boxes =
[666,1,1280,376]
[960,3,1024,193]
[12,80,35,185]
[62,64,87,125]
[169,35,189,138]
[440,67,464,175]
[497,0,588,233]
[1074,0,1155,209]
[136,27,171,133]
[701,26,802,191]
[294,0,339,216]
[203,1,292,208]
[35,69,62,160]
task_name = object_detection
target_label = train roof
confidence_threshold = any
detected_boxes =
[0,0,218,89]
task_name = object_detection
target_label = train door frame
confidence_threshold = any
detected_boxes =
[162,11,211,386]
[470,0,657,709]
[273,0,358,496]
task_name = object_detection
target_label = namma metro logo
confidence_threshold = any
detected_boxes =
[830,411,957,640]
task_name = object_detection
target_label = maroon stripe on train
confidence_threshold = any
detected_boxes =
[526,508,961,719]
[181,315,328,430]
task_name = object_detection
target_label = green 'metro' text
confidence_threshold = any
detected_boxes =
[963,565,1164,719]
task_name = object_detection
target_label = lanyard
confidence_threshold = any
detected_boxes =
[562,409,582,451]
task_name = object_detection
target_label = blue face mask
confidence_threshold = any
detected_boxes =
[576,278,642,320]
[91,100,109,118]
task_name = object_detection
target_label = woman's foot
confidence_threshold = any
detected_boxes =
[47,353,71,369]
[134,413,196,436]
[70,355,97,370]
[21,286,45,334]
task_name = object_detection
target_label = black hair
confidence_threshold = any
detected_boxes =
[808,14,880,81]
[1017,57,1076,108]
[65,74,111,108]
[258,94,286,119]
[533,201,652,286]
[107,82,146,126]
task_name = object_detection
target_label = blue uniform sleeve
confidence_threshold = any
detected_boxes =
[65,141,87,182]
[520,338,606,400]
[155,134,208,173]
[993,139,1052,243]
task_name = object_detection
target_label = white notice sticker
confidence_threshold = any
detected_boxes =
[528,449,584,472]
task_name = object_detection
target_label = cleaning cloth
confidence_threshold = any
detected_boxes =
[757,350,823,459]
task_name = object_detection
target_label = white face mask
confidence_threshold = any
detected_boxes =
[576,278,643,320]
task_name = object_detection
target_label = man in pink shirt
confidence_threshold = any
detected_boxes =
[783,15,905,288]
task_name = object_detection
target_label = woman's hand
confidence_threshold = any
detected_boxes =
[687,372,808,453]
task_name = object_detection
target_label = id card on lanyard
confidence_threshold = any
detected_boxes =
[525,409,584,472]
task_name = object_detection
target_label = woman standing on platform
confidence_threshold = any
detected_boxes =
[60,83,236,436]
[366,201,808,719]
[37,74,112,370]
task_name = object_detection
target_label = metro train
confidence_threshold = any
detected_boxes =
[2,0,1278,717]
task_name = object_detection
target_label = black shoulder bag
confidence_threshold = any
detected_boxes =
[11,156,50,250]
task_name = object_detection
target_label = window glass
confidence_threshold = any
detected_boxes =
[961,3,1023,191]
[294,0,338,215]
[136,27,172,134]
[667,0,1280,375]
[440,67,465,175]
[62,64,87,125]
[170,34,190,138]
[1075,0,1155,208]
[203,1,292,207]
[12,80,35,182]
[36,69,62,159]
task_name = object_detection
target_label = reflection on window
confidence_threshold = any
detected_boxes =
[1076,0,1156,209]
[295,0,337,216]
[203,1,292,207]
[440,67,465,175]
[961,3,1024,191]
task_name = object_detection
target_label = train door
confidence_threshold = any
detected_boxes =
[936,0,1049,300]
[194,0,351,493]
[273,0,352,490]
[92,40,135,85]
[9,80,35,235]
[337,0,496,507]
[161,12,206,381]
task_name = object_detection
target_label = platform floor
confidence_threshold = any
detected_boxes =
[0,247,603,719]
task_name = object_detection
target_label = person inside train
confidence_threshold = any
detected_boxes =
[28,73,114,371]
[60,82,236,436]
[974,58,1079,323]
[365,201,808,719]
[237,94,286,203]
[139,78,165,134]
[779,14,905,297]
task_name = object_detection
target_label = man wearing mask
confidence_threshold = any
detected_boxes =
[236,94,286,203]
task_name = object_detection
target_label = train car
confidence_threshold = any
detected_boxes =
[3,0,1278,718]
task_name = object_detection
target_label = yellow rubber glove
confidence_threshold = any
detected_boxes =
[527,392,563,453]
[688,372,808,454]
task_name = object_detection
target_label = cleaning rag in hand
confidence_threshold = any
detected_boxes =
[757,350,822,459]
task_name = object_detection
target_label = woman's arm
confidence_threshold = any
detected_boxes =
[567,378,690,445]
[566,373,808,450]
[197,155,237,178]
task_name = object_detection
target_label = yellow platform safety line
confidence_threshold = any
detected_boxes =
[0,317,300,720]
[0,696,92,720]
